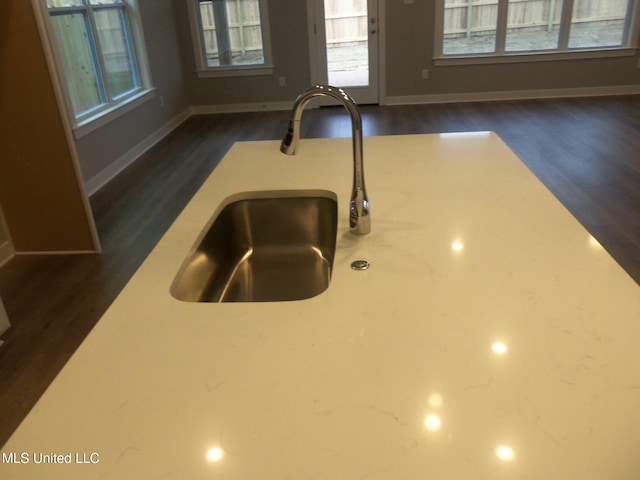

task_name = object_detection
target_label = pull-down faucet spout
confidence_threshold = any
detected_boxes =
[280,85,371,235]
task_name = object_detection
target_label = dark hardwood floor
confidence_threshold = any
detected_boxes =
[1,96,640,447]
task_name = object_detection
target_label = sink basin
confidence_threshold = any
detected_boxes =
[170,190,338,302]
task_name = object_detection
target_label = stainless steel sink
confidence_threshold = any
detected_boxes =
[170,190,338,302]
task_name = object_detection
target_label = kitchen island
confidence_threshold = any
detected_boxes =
[2,133,640,479]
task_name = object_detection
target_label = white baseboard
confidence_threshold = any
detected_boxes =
[83,86,640,196]
[190,100,293,115]
[0,238,97,258]
[0,242,13,268]
[383,84,640,106]
[84,108,192,196]
[0,295,9,336]
[13,250,97,256]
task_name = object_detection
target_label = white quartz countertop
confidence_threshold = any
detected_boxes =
[3,133,640,479]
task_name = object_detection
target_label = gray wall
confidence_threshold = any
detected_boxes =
[176,1,312,106]
[73,0,640,187]
[75,0,190,184]
[179,1,640,106]
[385,2,640,98]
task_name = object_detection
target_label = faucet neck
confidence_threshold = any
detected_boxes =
[280,85,370,235]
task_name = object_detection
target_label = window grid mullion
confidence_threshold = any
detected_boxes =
[195,0,211,70]
[85,3,112,103]
[495,0,509,53]
[119,7,142,92]
[43,0,150,125]
[622,0,634,46]
[90,2,142,96]
[190,0,272,72]
[438,0,637,60]
[557,0,574,50]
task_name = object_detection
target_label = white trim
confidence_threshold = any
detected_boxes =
[383,85,640,106]
[194,66,275,78]
[34,0,78,133]
[31,0,102,253]
[378,0,387,106]
[434,47,638,66]
[94,85,640,191]
[13,250,97,256]
[306,0,320,86]
[85,108,192,196]
[306,0,381,105]
[73,88,156,139]
[77,83,640,196]
[0,296,9,337]
[0,207,12,268]
[127,0,153,90]
[0,242,13,269]
[434,0,639,62]
[434,0,444,59]
[190,101,294,115]
[186,0,274,77]
[35,0,153,132]
[631,0,640,46]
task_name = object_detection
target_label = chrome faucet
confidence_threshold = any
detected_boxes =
[280,85,371,235]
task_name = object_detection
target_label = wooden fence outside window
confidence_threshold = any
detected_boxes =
[443,0,629,39]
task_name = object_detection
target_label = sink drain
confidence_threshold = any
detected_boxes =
[350,260,371,271]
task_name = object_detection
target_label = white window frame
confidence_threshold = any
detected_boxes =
[434,0,640,65]
[186,0,274,78]
[33,0,154,139]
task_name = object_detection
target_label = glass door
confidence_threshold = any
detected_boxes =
[309,0,379,105]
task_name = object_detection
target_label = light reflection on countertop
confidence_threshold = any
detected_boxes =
[424,413,442,431]
[496,445,516,461]
[589,235,604,250]
[492,341,508,355]
[205,446,224,463]
[3,133,640,479]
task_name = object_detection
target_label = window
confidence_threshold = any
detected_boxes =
[436,0,639,61]
[40,0,151,128]
[187,0,273,77]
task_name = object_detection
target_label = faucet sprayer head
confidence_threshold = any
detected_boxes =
[280,120,296,155]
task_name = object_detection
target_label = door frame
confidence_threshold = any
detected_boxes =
[306,0,385,105]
